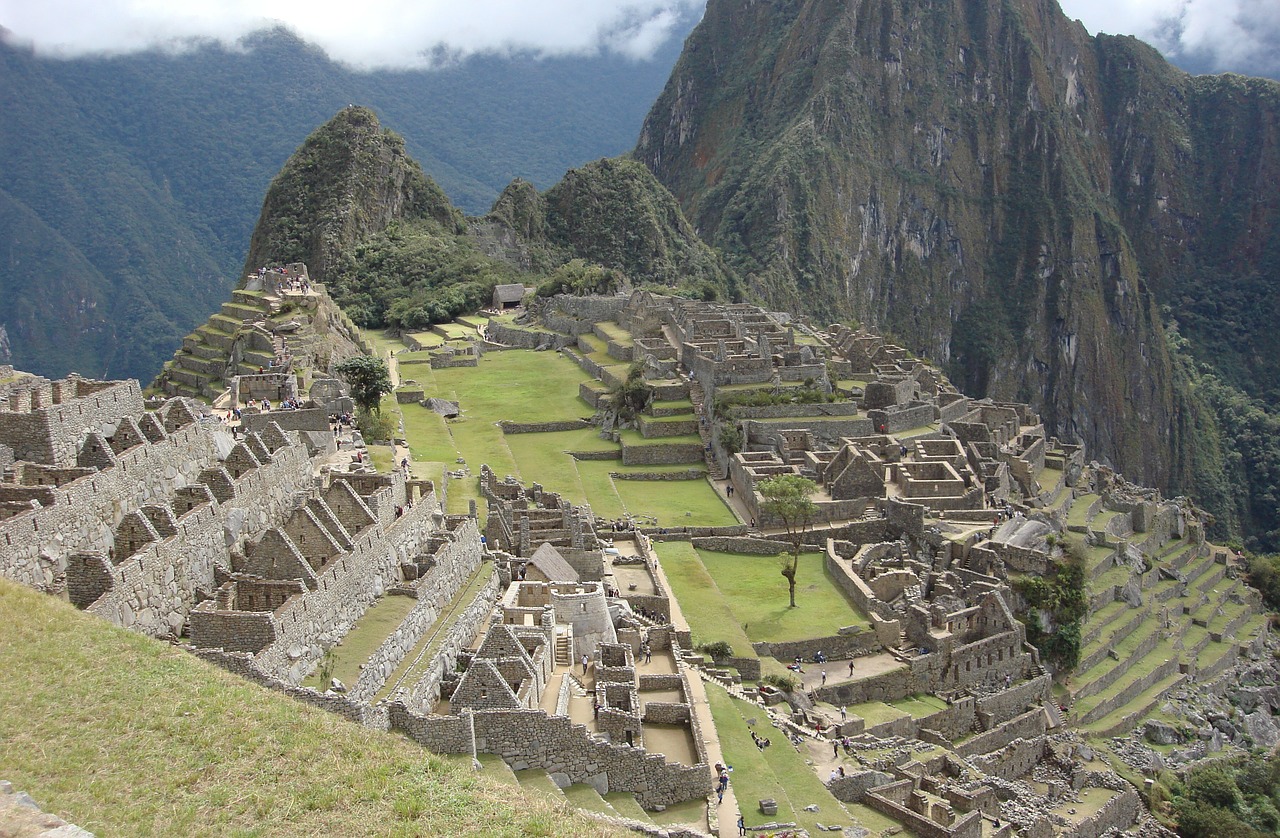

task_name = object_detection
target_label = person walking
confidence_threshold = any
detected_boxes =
[821,669,827,686]
[581,653,589,675]
[849,659,855,677]
[738,814,746,836]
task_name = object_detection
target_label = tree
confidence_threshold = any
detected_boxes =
[334,355,393,414]
[757,474,818,608]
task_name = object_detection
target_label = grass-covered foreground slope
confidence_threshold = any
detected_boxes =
[0,579,616,838]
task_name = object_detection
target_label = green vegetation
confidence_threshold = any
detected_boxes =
[706,684,896,834]
[1015,543,1087,671]
[0,578,601,837]
[1167,753,1280,837]
[336,354,394,413]
[654,543,867,647]
[301,594,418,689]
[714,387,839,412]
[757,474,819,608]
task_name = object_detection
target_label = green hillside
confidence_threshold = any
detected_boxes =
[0,578,615,837]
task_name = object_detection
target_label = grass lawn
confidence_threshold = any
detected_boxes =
[889,693,949,717]
[612,479,738,528]
[706,684,897,835]
[301,593,418,689]
[431,350,594,424]
[845,701,910,726]
[0,579,604,838]
[652,542,753,655]
[695,549,870,641]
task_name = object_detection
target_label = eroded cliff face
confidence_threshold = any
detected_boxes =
[636,0,1280,495]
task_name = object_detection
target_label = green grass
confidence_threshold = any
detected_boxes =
[430,350,594,424]
[611,479,737,528]
[706,684,896,835]
[846,701,910,726]
[653,544,868,649]
[888,693,949,717]
[695,549,870,641]
[652,542,753,654]
[1066,494,1100,527]
[302,594,419,689]
[0,579,606,838]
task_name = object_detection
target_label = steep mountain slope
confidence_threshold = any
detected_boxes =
[156,107,725,394]
[0,24,692,382]
[635,0,1280,546]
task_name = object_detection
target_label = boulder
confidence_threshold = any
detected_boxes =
[1243,711,1280,749]
[1143,720,1180,746]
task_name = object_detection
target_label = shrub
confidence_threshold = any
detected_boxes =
[699,641,734,660]
[761,673,798,693]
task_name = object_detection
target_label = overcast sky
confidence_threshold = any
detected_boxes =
[0,0,1275,76]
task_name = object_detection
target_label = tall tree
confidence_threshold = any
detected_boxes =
[758,474,818,608]
[334,355,392,414]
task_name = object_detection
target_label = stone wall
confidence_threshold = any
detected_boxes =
[690,536,789,555]
[250,499,446,682]
[974,675,1052,728]
[241,409,329,435]
[350,533,484,702]
[611,469,705,481]
[725,402,863,420]
[397,571,502,712]
[3,419,310,603]
[620,441,703,466]
[814,665,916,706]
[499,420,593,434]
[0,378,143,466]
[189,646,389,728]
[1062,788,1140,838]
[751,631,882,663]
[389,704,712,808]
[953,709,1046,758]
[968,736,1044,781]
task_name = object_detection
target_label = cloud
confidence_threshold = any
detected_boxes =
[1059,0,1280,77]
[0,0,706,68]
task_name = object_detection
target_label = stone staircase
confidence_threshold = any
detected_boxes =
[687,378,723,479]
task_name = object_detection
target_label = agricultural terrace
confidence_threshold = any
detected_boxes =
[368,330,737,527]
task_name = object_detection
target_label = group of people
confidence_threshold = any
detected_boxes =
[750,730,771,751]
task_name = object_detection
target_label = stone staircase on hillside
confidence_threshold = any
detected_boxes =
[687,378,723,479]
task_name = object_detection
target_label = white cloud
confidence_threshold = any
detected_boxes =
[0,0,706,68]
[1059,0,1280,76]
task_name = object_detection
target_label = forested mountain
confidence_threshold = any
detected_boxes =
[635,0,1280,549]
[0,23,692,382]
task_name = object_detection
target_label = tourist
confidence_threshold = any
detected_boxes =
[848,660,855,677]
[821,669,827,686]
[581,653,589,675]
[840,706,846,721]
[738,814,746,836]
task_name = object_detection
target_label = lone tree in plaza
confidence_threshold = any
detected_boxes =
[334,355,393,414]
[758,474,818,608]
